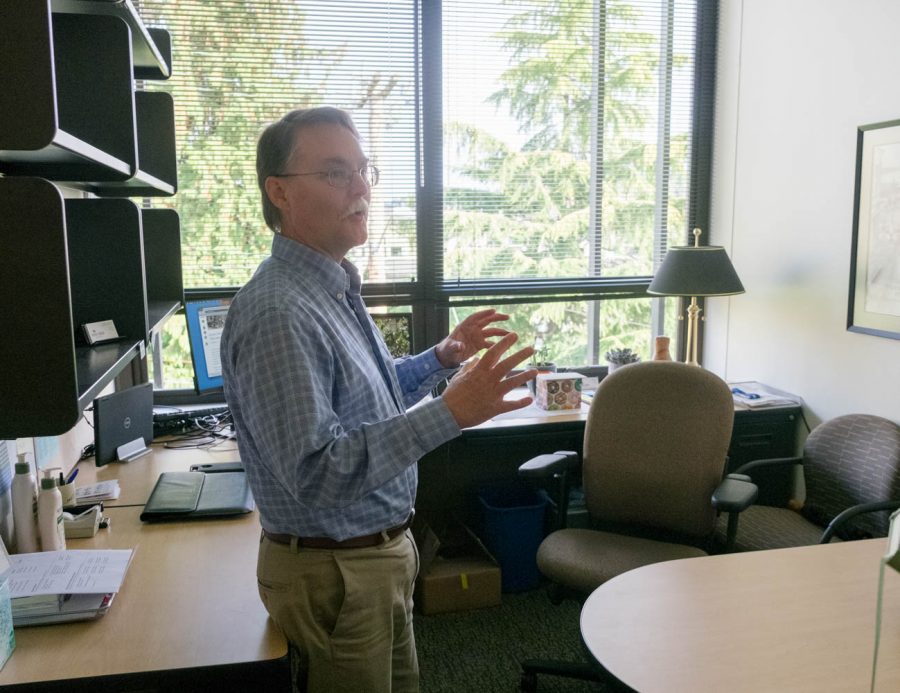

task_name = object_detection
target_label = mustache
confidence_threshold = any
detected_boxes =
[341,199,369,219]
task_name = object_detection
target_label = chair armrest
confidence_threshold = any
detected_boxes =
[713,476,759,552]
[726,473,752,483]
[711,475,759,513]
[518,451,578,532]
[733,456,802,476]
[518,451,578,480]
[820,500,900,543]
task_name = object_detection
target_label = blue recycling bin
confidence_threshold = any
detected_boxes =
[478,484,548,592]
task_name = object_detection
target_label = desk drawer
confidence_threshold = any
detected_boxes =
[729,408,800,506]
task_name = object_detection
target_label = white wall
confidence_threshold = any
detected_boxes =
[707,0,900,428]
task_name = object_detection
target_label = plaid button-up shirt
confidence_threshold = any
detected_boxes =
[221,234,459,541]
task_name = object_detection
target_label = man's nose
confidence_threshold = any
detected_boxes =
[349,169,370,195]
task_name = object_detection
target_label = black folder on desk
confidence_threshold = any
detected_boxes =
[140,471,254,522]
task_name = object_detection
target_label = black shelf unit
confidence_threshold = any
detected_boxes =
[143,208,184,335]
[0,1,179,439]
[0,9,135,181]
[0,4,176,194]
[90,90,178,197]
[65,197,149,342]
[50,0,171,78]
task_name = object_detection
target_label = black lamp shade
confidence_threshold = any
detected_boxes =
[647,246,745,297]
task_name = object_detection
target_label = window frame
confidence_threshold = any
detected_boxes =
[410,0,719,360]
[160,0,718,397]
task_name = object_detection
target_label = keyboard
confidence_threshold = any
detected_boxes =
[153,405,230,424]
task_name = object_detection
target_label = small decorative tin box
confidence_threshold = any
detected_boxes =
[535,373,583,411]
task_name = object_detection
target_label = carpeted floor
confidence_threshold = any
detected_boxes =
[415,588,612,692]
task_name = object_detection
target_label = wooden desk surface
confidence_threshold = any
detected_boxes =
[0,450,286,686]
[464,390,799,435]
[470,406,588,433]
[72,443,241,507]
[581,539,900,692]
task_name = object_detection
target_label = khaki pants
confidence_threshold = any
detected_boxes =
[257,529,420,693]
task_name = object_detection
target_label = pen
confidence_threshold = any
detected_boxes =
[66,468,79,485]
[731,387,761,400]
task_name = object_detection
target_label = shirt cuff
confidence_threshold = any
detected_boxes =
[406,395,461,452]
[403,347,456,380]
[422,345,458,374]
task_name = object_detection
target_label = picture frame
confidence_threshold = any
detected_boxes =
[848,118,900,340]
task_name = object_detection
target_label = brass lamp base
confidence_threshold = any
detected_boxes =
[684,296,702,366]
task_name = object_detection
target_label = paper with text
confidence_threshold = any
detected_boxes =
[8,549,133,598]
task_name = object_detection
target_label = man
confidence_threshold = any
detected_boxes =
[220,107,536,693]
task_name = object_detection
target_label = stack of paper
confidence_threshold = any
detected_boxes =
[11,593,115,626]
[729,381,801,409]
[8,549,133,626]
[74,480,120,503]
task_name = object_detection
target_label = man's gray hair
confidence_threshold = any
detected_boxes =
[256,107,359,233]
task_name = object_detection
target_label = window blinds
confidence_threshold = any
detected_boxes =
[437,0,698,288]
[136,0,700,296]
[136,0,418,289]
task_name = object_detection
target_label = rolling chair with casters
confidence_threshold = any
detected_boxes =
[715,413,900,552]
[517,360,757,692]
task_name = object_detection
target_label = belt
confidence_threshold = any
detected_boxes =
[263,514,413,550]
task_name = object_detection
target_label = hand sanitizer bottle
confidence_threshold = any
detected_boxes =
[11,454,38,553]
[37,469,66,552]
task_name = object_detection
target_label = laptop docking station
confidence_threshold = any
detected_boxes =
[116,437,152,463]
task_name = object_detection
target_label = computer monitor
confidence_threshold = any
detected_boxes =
[184,298,231,394]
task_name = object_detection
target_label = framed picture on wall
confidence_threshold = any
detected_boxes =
[848,118,900,340]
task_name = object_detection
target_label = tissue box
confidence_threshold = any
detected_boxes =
[535,373,583,410]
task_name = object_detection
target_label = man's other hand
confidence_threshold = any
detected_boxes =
[441,333,537,429]
[435,308,511,368]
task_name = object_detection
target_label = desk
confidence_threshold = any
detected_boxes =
[417,397,801,516]
[580,539,900,692]
[0,449,288,692]
[71,443,241,507]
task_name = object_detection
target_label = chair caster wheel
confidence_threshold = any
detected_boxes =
[520,671,538,692]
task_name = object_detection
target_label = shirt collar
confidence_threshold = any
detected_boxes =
[271,234,361,300]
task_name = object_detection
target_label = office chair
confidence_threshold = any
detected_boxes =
[715,413,900,552]
[517,360,756,692]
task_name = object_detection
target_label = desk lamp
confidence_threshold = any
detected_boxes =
[647,228,744,366]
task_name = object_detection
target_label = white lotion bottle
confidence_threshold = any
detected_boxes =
[11,454,39,553]
[37,469,66,552]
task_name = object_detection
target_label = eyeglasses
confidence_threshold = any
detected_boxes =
[274,165,380,189]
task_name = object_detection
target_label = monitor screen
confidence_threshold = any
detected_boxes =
[184,298,231,394]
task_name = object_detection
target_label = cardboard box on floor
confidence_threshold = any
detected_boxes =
[413,518,501,615]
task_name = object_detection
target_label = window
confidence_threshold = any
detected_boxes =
[136,0,715,389]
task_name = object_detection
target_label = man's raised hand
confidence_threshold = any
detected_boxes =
[441,332,537,429]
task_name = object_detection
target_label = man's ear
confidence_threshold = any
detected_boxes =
[264,176,290,213]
